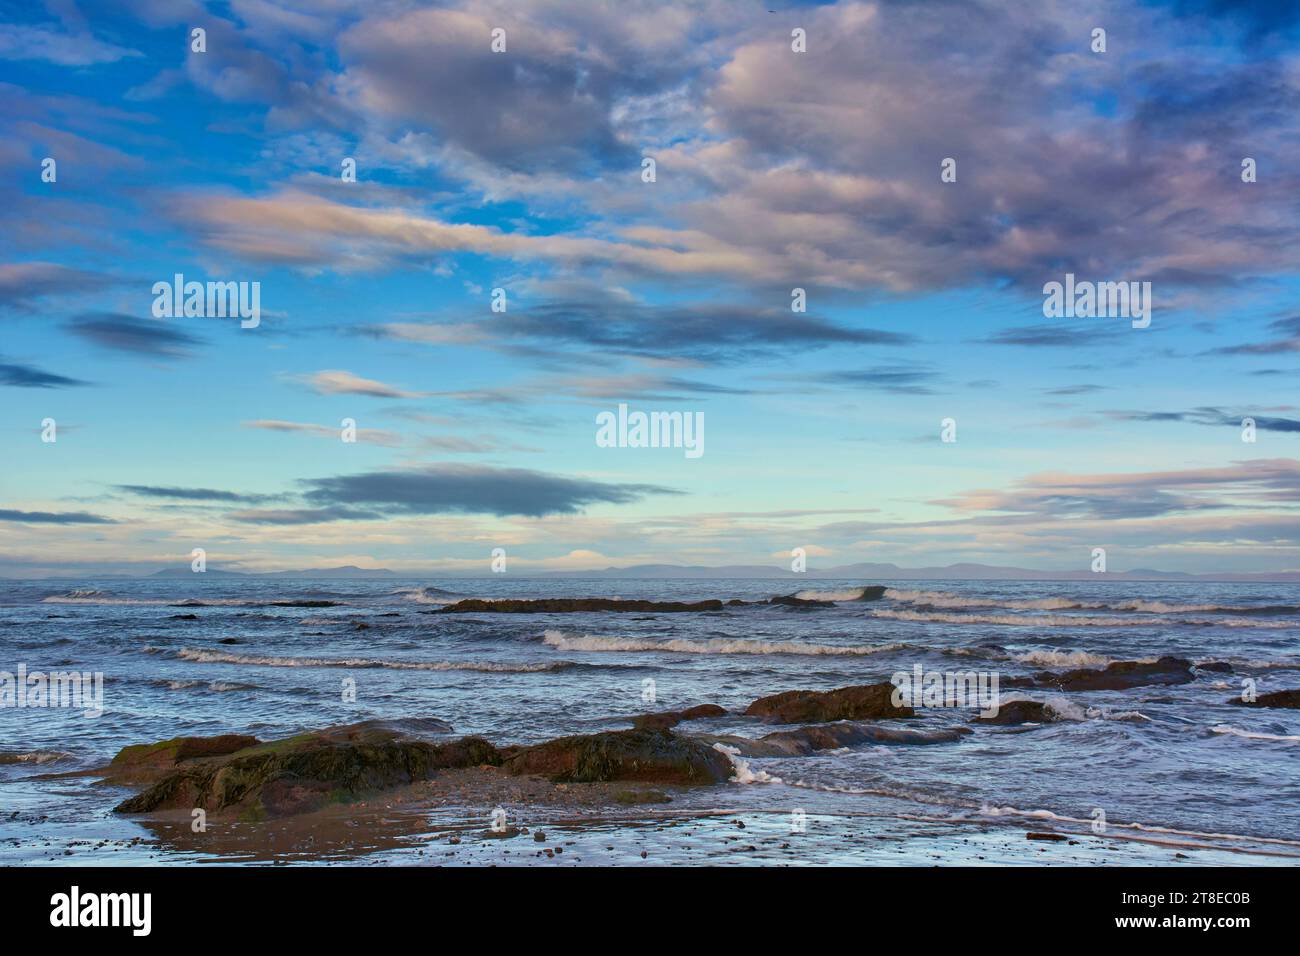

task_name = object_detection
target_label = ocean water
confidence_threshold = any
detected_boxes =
[2,576,1299,864]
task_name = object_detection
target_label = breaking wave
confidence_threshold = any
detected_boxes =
[884,588,1300,616]
[542,629,905,657]
[174,647,568,673]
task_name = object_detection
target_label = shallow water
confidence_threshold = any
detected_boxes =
[2,576,1298,865]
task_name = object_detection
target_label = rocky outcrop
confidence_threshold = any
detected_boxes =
[745,681,913,723]
[503,728,732,785]
[972,699,1058,725]
[769,586,887,606]
[436,585,889,614]
[437,598,726,613]
[1003,656,1194,692]
[1229,689,1300,709]
[767,595,835,608]
[107,734,261,784]
[112,720,496,818]
[630,704,727,731]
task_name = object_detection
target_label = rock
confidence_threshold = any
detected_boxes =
[745,682,913,723]
[111,721,497,818]
[767,595,835,608]
[972,699,1058,725]
[436,598,726,613]
[169,613,199,620]
[769,585,887,606]
[1003,656,1194,692]
[630,704,727,731]
[503,728,732,785]
[1197,661,1234,673]
[533,830,546,842]
[1026,832,1067,842]
[107,734,261,784]
[1229,689,1300,709]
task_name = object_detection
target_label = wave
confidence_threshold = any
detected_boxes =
[1211,724,1300,743]
[884,587,1300,616]
[793,587,873,602]
[713,743,783,784]
[174,647,567,673]
[869,608,1291,629]
[0,750,71,765]
[1022,695,1151,722]
[153,678,258,692]
[41,596,347,608]
[1011,650,1116,668]
[397,586,477,605]
[870,608,1171,627]
[542,629,905,657]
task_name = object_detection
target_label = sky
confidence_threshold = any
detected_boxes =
[2,0,1300,577]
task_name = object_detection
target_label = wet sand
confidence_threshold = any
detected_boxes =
[5,766,1294,866]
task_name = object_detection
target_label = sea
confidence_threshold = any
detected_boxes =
[2,576,1298,865]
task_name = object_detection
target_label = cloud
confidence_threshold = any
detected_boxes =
[986,324,1123,348]
[0,23,141,66]
[0,508,114,524]
[0,262,118,309]
[297,370,426,399]
[227,507,383,524]
[1210,315,1300,355]
[114,485,282,504]
[1109,407,1300,432]
[301,464,681,517]
[823,366,938,395]
[66,313,202,358]
[336,5,660,173]
[0,358,88,388]
[242,419,403,446]
[937,458,1300,520]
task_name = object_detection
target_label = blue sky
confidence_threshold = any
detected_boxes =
[3,0,1300,576]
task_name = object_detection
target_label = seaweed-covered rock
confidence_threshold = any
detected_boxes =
[630,704,727,731]
[1229,689,1300,709]
[112,720,494,818]
[437,598,725,613]
[745,682,913,723]
[1003,656,1194,692]
[503,728,731,784]
[107,734,261,784]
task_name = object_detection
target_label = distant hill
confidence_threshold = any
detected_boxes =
[150,565,397,579]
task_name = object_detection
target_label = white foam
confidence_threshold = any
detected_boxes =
[1012,650,1116,667]
[1211,724,1300,743]
[176,647,561,672]
[793,587,868,602]
[712,743,782,784]
[542,630,904,657]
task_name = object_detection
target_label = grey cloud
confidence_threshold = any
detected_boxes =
[823,366,938,395]
[67,313,203,358]
[0,358,88,388]
[0,508,115,524]
[301,465,681,518]
[115,485,283,504]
